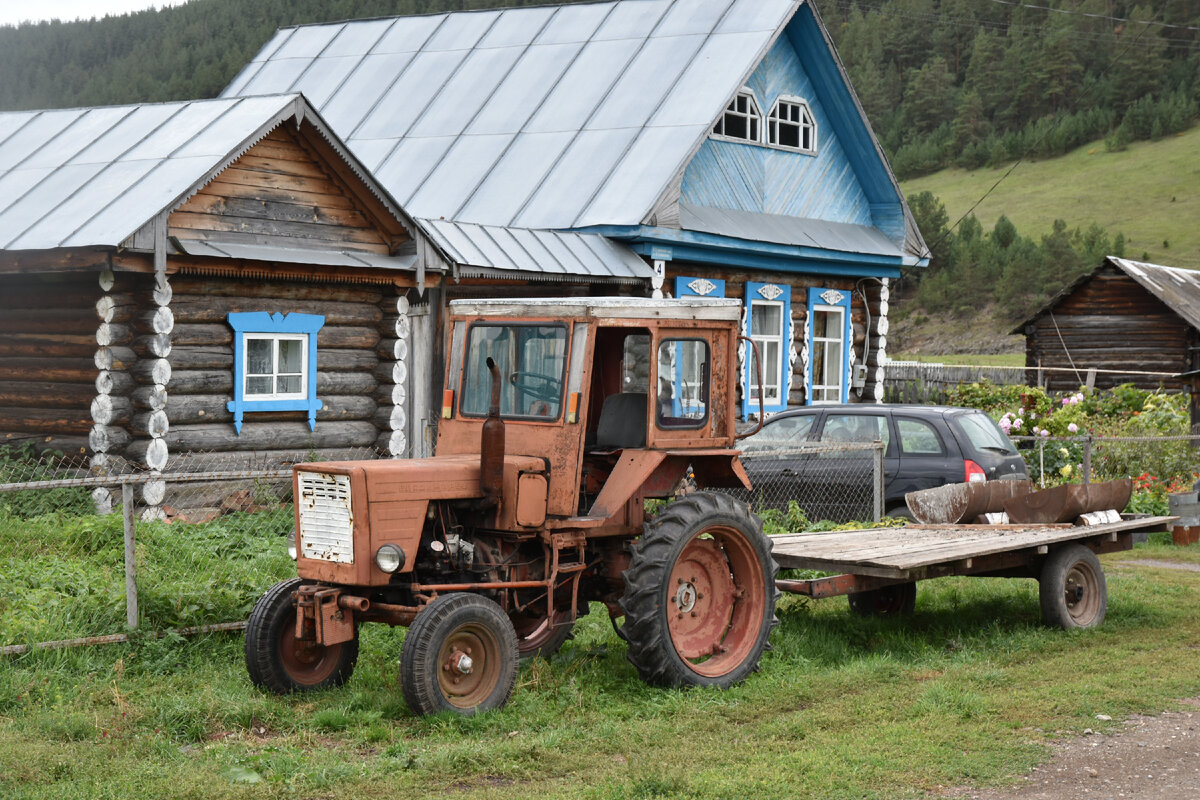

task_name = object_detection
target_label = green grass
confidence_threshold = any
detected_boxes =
[901,124,1200,269]
[891,353,1024,367]
[2,514,1200,799]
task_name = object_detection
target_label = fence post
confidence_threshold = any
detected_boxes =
[873,442,884,522]
[122,482,138,630]
[1082,435,1092,485]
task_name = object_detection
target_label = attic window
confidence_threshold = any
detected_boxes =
[768,97,816,153]
[713,89,762,143]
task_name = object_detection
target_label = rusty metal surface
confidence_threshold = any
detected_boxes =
[1004,479,1133,524]
[906,480,1033,524]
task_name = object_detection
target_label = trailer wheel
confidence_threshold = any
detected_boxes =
[847,582,917,617]
[620,492,779,689]
[400,593,518,716]
[244,578,358,693]
[1040,544,1107,629]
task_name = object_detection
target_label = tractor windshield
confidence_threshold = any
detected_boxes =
[461,324,568,420]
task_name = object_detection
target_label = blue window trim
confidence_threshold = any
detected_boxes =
[806,287,851,405]
[671,277,725,415]
[742,282,791,419]
[227,312,324,434]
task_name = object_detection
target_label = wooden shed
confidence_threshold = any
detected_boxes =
[1014,256,1198,392]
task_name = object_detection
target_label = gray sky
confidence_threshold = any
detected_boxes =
[0,1,187,27]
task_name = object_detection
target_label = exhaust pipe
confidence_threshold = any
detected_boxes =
[480,356,505,507]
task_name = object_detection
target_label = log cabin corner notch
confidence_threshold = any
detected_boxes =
[0,93,450,516]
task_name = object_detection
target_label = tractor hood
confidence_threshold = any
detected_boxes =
[303,454,546,504]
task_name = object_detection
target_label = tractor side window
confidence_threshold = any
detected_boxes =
[461,324,567,420]
[656,339,709,429]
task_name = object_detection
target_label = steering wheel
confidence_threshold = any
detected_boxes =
[509,372,561,404]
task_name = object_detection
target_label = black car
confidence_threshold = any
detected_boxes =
[738,404,1029,521]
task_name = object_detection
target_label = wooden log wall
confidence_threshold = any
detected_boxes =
[1024,266,1191,392]
[162,275,388,468]
[0,272,99,457]
[663,264,887,411]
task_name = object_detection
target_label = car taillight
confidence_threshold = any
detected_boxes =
[965,459,987,483]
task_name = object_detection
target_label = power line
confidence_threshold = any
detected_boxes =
[985,0,1200,33]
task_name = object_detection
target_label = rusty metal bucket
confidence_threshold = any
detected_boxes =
[1003,478,1133,524]
[906,480,1033,524]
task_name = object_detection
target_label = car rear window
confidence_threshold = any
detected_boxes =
[897,417,945,455]
[954,411,1016,454]
[821,414,890,447]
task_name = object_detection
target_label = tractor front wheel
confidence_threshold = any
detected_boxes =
[400,593,519,716]
[244,578,358,693]
[620,492,778,689]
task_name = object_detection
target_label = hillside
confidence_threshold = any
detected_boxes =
[901,124,1200,270]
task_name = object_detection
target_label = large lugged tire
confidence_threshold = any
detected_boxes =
[244,578,358,693]
[400,593,519,716]
[619,492,779,689]
[847,581,917,617]
[1040,544,1107,629]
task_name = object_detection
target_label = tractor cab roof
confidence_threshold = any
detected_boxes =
[448,296,742,323]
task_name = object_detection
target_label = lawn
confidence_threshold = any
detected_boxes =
[2,507,1199,800]
[900,124,1200,269]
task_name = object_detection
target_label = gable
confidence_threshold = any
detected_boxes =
[680,34,873,228]
[169,125,407,256]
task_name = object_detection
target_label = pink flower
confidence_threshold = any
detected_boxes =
[1040,429,1050,437]
[1012,418,1022,430]
[1068,423,1079,433]
[1062,397,1070,406]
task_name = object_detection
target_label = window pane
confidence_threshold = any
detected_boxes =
[247,339,272,375]
[278,339,303,374]
[823,414,889,447]
[277,375,302,394]
[246,376,272,395]
[822,341,842,386]
[814,309,838,339]
[657,339,708,428]
[461,324,567,419]
[898,418,944,455]
[763,341,780,397]
[744,413,814,451]
[751,303,782,336]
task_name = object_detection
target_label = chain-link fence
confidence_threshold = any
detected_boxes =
[720,441,885,525]
[1012,434,1200,488]
[0,446,382,656]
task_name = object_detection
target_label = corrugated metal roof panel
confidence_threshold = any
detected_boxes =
[479,5,557,48]
[174,238,419,271]
[406,46,525,138]
[421,218,653,282]
[1111,258,1200,331]
[464,43,580,136]
[324,17,395,57]
[511,128,639,228]
[534,2,613,45]
[321,52,416,135]
[593,0,671,40]
[678,202,903,257]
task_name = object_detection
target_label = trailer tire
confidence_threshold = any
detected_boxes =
[847,581,917,617]
[400,593,518,716]
[1040,544,1107,629]
[620,492,778,689]
[244,578,358,694]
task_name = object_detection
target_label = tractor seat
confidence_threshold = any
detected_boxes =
[592,392,647,451]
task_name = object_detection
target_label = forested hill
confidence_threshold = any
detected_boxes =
[1,1,1197,181]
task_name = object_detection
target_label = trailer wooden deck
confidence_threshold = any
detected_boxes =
[770,515,1175,580]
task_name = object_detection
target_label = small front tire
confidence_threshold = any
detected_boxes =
[400,593,519,716]
[244,578,358,694]
[1040,544,1107,629]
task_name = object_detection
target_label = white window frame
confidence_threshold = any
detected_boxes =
[768,95,817,154]
[243,332,309,402]
[810,304,845,404]
[748,299,785,406]
[712,87,763,144]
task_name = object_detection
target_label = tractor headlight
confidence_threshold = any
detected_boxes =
[287,530,297,560]
[375,544,405,573]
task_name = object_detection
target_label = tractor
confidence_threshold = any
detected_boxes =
[244,297,779,715]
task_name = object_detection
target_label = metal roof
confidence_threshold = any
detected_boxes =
[1012,256,1200,334]
[420,218,654,283]
[222,0,799,230]
[678,202,903,259]
[173,239,419,272]
[0,93,422,259]
[449,295,743,321]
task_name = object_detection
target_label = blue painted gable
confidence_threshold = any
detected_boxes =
[681,35,873,228]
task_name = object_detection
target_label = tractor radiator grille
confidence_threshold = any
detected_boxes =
[296,472,354,564]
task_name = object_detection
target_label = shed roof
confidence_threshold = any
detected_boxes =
[0,93,419,257]
[1012,256,1200,334]
[220,0,795,230]
[420,218,654,283]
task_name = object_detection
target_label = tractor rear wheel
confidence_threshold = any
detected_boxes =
[510,607,574,660]
[400,593,519,716]
[620,492,778,689]
[244,578,358,694]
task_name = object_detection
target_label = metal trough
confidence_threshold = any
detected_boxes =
[905,480,1033,524]
[1003,478,1133,524]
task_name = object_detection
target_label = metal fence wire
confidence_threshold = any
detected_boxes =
[721,441,885,525]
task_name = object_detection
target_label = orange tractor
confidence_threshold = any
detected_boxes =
[245,297,778,715]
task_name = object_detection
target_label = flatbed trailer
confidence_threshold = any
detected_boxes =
[769,515,1176,627]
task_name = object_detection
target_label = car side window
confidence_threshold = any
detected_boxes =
[897,417,945,455]
[820,414,890,448]
[742,414,815,452]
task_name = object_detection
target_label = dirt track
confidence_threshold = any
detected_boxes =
[947,698,1200,800]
